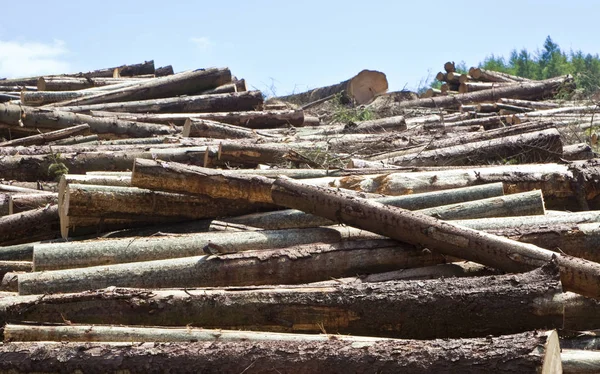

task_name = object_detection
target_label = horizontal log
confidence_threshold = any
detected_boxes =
[498,98,560,109]
[37,76,150,91]
[9,193,58,214]
[469,67,534,83]
[183,119,261,139]
[0,261,31,279]
[0,331,560,373]
[0,124,90,147]
[12,265,563,340]
[0,206,59,246]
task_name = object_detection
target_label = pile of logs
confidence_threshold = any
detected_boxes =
[1,60,600,372]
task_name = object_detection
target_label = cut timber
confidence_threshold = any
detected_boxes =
[183,119,261,139]
[9,193,58,214]
[0,261,31,278]
[394,75,573,109]
[343,115,406,133]
[0,194,8,216]
[155,65,174,76]
[459,81,515,93]
[270,177,600,298]
[56,91,264,114]
[444,61,456,73]
[0,103,175,138]
[563,143,596,161]
[59,183,273,238]
[0,124,90,147]
[48,68,232,107]
[22,90,98,105]
[498,98,560,109]
[218,190,543,230]
[561,349,600,374]
[276,70,388,105]
[0,331,561,373]
[469,67,534,83]
[37,76,150,91]
[26,239,446,292]
[179,109,304,129]
[14,265,563,340]
[381,128,563,166]
[33,227,381,270]
[0,205,59,246]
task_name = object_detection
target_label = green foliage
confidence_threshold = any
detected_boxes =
[331,92,374,123]
[47,149,69,181]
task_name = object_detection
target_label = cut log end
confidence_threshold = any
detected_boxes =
[541,330,562,374]
[350,70,388,104]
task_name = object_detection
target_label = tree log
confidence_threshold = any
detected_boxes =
[183,119,261,139]
[13,264,563,340]
[32,227,381,270]
[498,98,560,109]
[276,70,388,105]
[0,124,90,147]
[0,205,59,246]
[155,65,174,76]
[453,211,600,231]
[0,194,8,216]
[563,143,596,161]
[0,261,31,279]
[37,76,150,91]
[270,177,600,298]
[9,193,58,214]
[561,349,600,374]
[459,81,516,93]
[56,91,264,114]
[48,68,232,107]
[0,103,175,138]
[49,134,99,145]
[0,331,560,373]
[469,67,534,83]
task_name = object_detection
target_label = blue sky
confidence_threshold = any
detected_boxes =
[1,0,598,95]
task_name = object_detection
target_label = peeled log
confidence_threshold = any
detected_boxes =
[276,70,388,105]
[0,331,561,373]
[56,91,264,114]
[14,264,563,340]
[270,177,600,299]
[48,68,232,107]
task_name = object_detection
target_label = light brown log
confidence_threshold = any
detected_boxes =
[234,78,247,92]
[49,134,99,145]
[33,226,380,270]
[198,82,237,94]
[0,124,90,147]
[63,174,131,187]
[183,119,261,139]
[420,88,442,98]
[0,261,31,279]
[469,67,534,83]
[0,205,59,246]
[9,193,58,214]
[496,103,535,113]
[395,75,573,109]
[0,103,175,138]
[270,177,600,298]
[37,76,150,91]
[276,70,388,105]
[498,98,561,109]
[15,264,564,341]
[56,90,264,114]
[459,81,516,93]
[0,331,561,373]
[444,61,456,73]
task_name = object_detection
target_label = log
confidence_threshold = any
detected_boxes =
[453,211,600,231]
[24,238,447,293]
[0,331,561,373]
[498,98,560,109]
[32,227,381,270]
[561,349,600,374]
[394,75,573,109]
[444,61,455,73]
[0,124,90,147]
[270,177,600,298]
[0,205,59,246]
[14,264,563,340]
[459,81,515,93]
[564,143,596,160]
[0,261,30,279]
[155,65,174,76]
[56,91,264,114]
[381,128,563,166]
[63,174,131,187]
[48,68,232,107]
[469,67,534,83]
[198,82,237,95]
[218,189,543,230]
[0,242,37,261]
[21,90,101,106]
[183,119,261,139]
[0,103,175,138]
[9,193,58,214]
[276,69,388,105]
[37,76,150,91]
[49,134,99,145]
[0,194,8,216]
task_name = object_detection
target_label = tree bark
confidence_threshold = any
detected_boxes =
[0,261,31,279]
[32,227,381,270]
[9,193,58,214]
[0,124,90,147]
[276,69,388,105]
[12,264,563,340]
[453,211,600,231]
[270,177,600,299]
[155,65,174,77]
[498,98,560,109]
[37,76,150,91]
[561,349,600,374]
[469,67,534,83]
[0,205,59,246]
[56,90,264,114]
[395,75,573,109]
[48,68,232,107]
[183,119,261,139]
[0,103,175,138]
[459,81,516,93]
[0,331,560,373]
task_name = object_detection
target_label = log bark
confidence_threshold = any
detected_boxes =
[0,261,31,279]
[453,211,600,231]
[24,238,447,294]
[0,242,36,261]
[394,75,573,109]
[37,76,150,91]
[561,349,600,374]
[155,65,174,76]
[49,134,98,145]
[277,70,388,105]
[48,68,232,107]
[56,90,264,114]
[0,103,175,138]
[270,177,600,298]
[183,119,261,139]
[0,331,560,373]
[12,264,563,340]
[0,194,8,216]
[459,81,515,93]
[32,227,381,270]
[444,61,456,73]
[498,97,561,109]
[564,143,596,160]
[0,124,90,147]
[469,67,534,83]
[9,193,58,214]
[0,205,59,246]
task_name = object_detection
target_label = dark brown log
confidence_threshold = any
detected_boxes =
[48,68,232,107]
[0,261,31,279]
[198,82,237,94]
[56,91,264,114]
[459,81,516,93]
[270,177,600,299]
[0,124,90,147]
[9,193,58,214]
[276,70,388,105]
[395,75,573,109]
[11,264,563,340]
[498,98,560,109]
[180,109,304,129]
[444,61,456,73]
[0,103,175,138]
[0,205,59,246]
[155,65,174,77]
[0,330,560,374]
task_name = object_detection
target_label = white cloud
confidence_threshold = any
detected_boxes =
[190,37,213,51]
[0,39,70,78]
